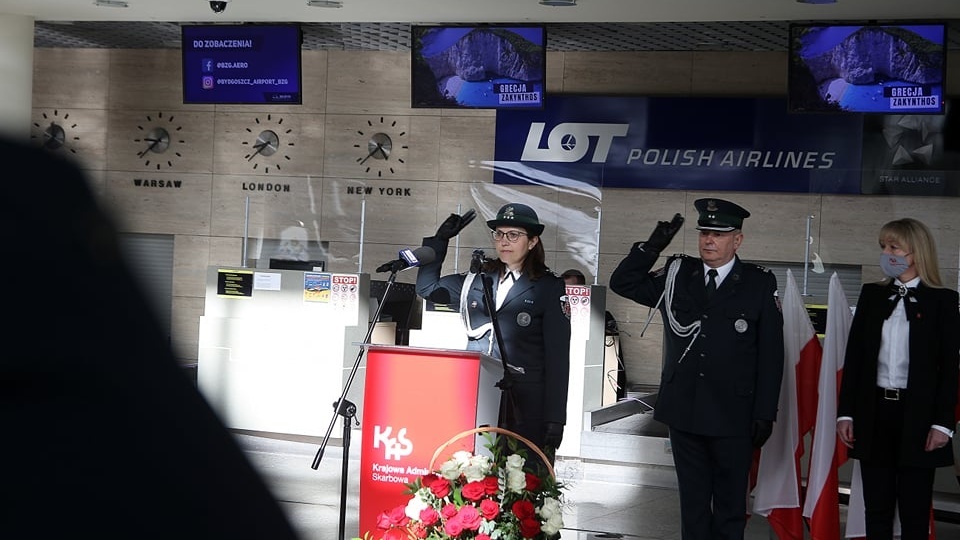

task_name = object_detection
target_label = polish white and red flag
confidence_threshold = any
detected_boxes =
[802,272,852,539]
[753,269,822,539]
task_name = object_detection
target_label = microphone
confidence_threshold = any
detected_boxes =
[375,246,436,273]
[470,249,485,274]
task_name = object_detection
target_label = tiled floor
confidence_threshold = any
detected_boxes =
[235,430,960,540]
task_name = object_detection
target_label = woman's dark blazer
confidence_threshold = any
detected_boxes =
[837,281,960,467]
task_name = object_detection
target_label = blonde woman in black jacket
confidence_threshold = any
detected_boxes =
[837,217,960,540]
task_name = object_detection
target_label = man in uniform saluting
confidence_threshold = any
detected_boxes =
[609,198,784,540]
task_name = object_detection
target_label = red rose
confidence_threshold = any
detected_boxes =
[443,513,464,537]
[386,505,409,527]
[429,478,452,499]
[482,475,499,495]
[420,473,439,488]
[525,472,541,492]
[511,499,536,520]
[383,528,411,540]
[461,480,487,501]
[479,498,500,520]
[419,507,439,526]
[440,503,458,519]
[458,505,482,531]
[476,535,491,540]
[375,505,407,529]
[519,516,542,538]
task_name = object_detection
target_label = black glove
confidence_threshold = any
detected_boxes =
[435,209,477,241]
[751,419,773,448]
[641,213,684,254]
[543,422,564,450]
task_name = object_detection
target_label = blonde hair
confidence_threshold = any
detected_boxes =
[879,218,943,287]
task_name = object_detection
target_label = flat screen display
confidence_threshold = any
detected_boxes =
[788,22,946,114]
[181,24,302,105]
[411,25,546,109]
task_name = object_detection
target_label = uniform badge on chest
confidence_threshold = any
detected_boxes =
[734,319,748,333]
[517,312,531,327]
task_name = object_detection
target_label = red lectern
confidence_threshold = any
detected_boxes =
[358,345,501,537]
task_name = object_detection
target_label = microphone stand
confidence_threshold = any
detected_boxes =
[473,254,521,428]
[310,267,400,540]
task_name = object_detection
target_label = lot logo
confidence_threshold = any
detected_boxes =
[372,425,413,460]
[521,122,629,163]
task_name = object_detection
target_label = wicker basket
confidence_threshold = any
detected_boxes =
[429,426,555,479]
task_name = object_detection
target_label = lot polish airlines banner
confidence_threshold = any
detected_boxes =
[494,95,959,196]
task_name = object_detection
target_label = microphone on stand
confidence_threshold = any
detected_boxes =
[375,246,436,273]
[470,249,486,274]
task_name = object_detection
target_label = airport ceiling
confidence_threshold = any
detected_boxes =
[5,0,959,52]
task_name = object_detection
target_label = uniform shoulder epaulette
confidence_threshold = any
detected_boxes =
[744,262,773,274]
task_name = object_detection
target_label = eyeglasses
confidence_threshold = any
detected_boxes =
[492,230,528,243]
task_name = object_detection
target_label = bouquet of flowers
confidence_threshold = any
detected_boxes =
[363,429,565,540]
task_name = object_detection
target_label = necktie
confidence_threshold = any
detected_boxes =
[705,269,718,299]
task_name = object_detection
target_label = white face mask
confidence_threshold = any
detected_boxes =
[879,253,910,279]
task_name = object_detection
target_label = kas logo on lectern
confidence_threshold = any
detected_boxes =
[520,122,630,163]
[373,425,413,460]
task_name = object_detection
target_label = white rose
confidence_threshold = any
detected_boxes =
[439,459,461,480]
[506,468,526,493]
[463,455,492,482]
[539,497,561,519]
[542,513,564,536]
[505,454,525,472]
[405,494,429,520]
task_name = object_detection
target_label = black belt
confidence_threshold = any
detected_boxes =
[878,387,905,401]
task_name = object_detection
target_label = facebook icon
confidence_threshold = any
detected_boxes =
[201,58,214,73]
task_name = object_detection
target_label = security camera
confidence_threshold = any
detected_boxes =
[209,0,229,13]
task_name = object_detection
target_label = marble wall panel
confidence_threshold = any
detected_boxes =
[325,51,416,116]
[597,189,688,257]
[208,235,245,269]
[560,52,693,94]
[212,111,325,177]
[30,107,109,171]
[102,171,212,235]
[690,52,785,95]
[108,49,214,114]
[437,115,495,184]
[32,48,110,110]
[545,50,564,92]
[173,234,212,299]
[106,109,215,173]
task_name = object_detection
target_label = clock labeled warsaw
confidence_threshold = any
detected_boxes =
[242,114,294,174]
[133,111,185,170]
[354,116,407,177]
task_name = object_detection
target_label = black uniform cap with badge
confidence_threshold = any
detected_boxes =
[487,203,545,236]
[694,198,750,232]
